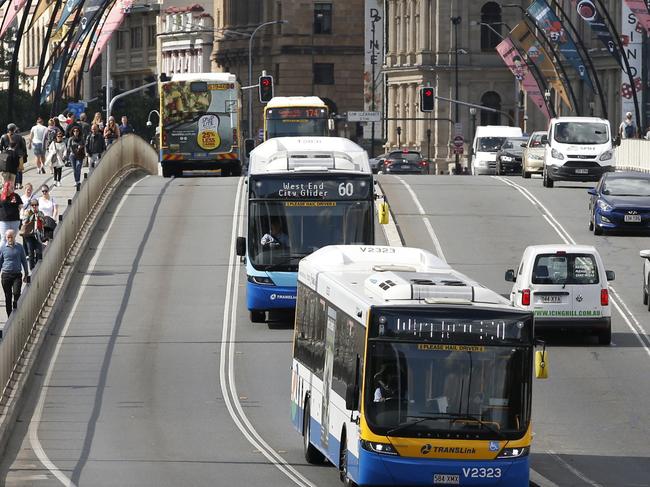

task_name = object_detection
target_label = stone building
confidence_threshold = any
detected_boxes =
[212,0,365,139]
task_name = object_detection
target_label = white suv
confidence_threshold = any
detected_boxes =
[506,245,615,344]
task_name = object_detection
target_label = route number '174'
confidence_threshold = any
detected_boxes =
[338,182,354,197]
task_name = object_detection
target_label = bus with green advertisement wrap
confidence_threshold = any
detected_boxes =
[291,245,549,486]
[159,73,242,177]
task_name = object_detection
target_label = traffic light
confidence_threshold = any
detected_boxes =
[420,86,434,112]
[259,75,274,103]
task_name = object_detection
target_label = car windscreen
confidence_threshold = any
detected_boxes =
[532,253,599,285]
[502,138,527,150]
[553,122,609,145]
[603,177,650,197]
[529,133,547,147]
[478,137,506,152]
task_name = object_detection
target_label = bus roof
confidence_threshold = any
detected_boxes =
[298,245,512,324]
[249,137,371,175]
[169,73,237,83]
[266,96,327,109]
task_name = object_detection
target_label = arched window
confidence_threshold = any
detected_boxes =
[481,91,501,125]
[481,2,502,51]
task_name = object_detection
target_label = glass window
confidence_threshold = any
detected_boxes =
[532,254,599,285]
[481,2,502,51]
[314,63,334,85]
[480,91,501,125]
[116,30,126,50]
[314,3,332,34]
[602,177,650,197]
[130,26,143,49]
[148,25,156,47]
[553,122,609,144]
[477,137,506,152]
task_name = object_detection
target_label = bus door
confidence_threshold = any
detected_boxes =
[321,306,337,448]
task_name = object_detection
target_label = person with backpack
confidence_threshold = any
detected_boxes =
[0,125,21,185]
[85,123,106,169]
[67,126,85,190]
[619,112,638,139]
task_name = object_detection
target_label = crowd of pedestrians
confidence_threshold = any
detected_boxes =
[0,110,134,318]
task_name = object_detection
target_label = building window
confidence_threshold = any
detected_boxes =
[314,3,332,34]
[480,91,501,125]
[116,30,126,50]
[313,63,334,84]
[480,2,502,51]
[274,63,280,84]
[148,25,156,47]
[130,26,142,49]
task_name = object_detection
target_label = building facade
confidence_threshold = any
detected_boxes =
[213,0,365,139]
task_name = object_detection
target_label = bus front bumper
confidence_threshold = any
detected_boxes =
[246,281,297,311]
[354,448,529,486]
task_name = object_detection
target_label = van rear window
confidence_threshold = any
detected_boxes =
[532,254,599,285]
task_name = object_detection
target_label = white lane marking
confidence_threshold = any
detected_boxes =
[397,177,446,262]
[219,178,315,487]
[547,450,603,487]
[28,176,149,487]
[493,176,650,356]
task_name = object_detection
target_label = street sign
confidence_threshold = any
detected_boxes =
[347,111,381,122]
[453,145,464,155]
[454,123,463,136]
[453,135,464,147]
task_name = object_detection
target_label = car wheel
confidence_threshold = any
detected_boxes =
[303,401,325,464]
[594,223,603,236]
[543,167,554,188]
[588,213,594,231]
[598,325,611,346]
[643,283,648,305]
[523,170,531,179]
[250,310,266,323]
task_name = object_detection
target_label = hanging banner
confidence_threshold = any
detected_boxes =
[89,0,132,68]
[40,54,65,104]
[623,0,650,31]
[66,0,111,67]
[54,0,84,33]
[28,0,56,30]
[363,0,383,139]
[496,37,551,120]
[571,0,623,67]
[0,0,28,37]
[620,2,644,123]
[527,0,593,91]
[511,22,572,110]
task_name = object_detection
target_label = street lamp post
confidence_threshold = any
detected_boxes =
[248,20,287,140]
[451,16,462,175]
[469,107,477,173]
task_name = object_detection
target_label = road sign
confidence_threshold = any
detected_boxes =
[347,111,381,122]
[453,135,464,147]
[454,123,463,136]
[453,145,464,155]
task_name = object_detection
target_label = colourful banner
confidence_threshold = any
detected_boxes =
[620,2,644,122]
[40,54,65,104]
[54,0,85,33]
[623,0,650,31]
[511,22,572,111]
[527,0,593,91]
[0,0,28,37]
[28,0,56,30]
[571,0,623,68]
[496,38,551,120]
[66,0,112,70]
[89,0,132,68]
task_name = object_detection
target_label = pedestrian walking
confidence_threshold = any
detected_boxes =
[0,182,23,246]
[0,127,20,185]
[45,132,66,185]
[57,114,68,132]
[65,113,82,139]
[85,124,105,169]
[38,184,58,221]
[20,183,38,218]
[0,124,27,187]
[20,199,45,270]
[119,115,135,136]
[619,112,638,139]
[78,113,91,139]
[92,112,105,131]
[104,116,120,146]
[67,127,85,190]
[29,117,48,175]
[0,229,29,317]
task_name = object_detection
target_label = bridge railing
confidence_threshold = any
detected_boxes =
[615,139,650,172]
[0,135,157,418]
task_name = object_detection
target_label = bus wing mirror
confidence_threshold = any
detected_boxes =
[236,237,246,257]
[606,270,615,281]
[328,118,335,132]
[378,202,390,225]
[640,250,650,259]
[244,138,255,158]
[345,383,359,411]
[535,350,548,379]
[505,269,516,282]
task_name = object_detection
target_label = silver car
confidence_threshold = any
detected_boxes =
[521,131,547,178]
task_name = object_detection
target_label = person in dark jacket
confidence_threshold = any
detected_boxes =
[64,113,82,138]
[21,199,45,270]
[85,124,106,169]
[0,181,22,246]
[67,127,85,190]
[0,124,26,188]
[0,229,29,317]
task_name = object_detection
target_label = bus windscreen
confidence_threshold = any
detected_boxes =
[265,107,328,138]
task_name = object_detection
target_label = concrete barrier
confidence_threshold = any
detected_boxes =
[615,139,650,172]
[0,134,157,451]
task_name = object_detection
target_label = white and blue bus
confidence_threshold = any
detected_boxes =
[291,245,548,486]
[236,137,379,323]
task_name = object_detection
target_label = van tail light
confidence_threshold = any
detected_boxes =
[601,289,609,306]
[522,289,531,306]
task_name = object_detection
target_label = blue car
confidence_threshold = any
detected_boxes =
[588,172,650,235]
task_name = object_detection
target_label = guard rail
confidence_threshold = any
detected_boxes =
[615,139,650,172]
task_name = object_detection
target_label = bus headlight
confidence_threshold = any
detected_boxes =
[248,275,275,286]
[496,447,529,458]
[361,440,399,456]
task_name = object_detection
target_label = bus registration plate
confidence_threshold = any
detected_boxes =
[434,474,459,484]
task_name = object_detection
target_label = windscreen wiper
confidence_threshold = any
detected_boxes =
[386,414,452,437]
[442,412,504,438]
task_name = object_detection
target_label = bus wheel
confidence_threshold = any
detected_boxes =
[162,164,174,178]
[303,402,325,464]
[222,167,232,177]
[339,432,357,487]
[250,310,266,323]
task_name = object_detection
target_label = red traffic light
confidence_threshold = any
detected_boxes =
[420,86,434,112]
[424,89,433,97]
[259,75,274,103]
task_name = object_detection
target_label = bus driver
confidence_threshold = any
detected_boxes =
[260,220,289,248]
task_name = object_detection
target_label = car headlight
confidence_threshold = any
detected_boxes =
[497,447,529,459]
[597,199,613,212]
[501,155,513,162]
[530,153,544,161]
[248,275,275,285]
[599,150,613,162]
[551,148,564,160]
[360,440,400,456]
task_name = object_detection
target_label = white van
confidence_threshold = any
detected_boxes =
[505,244,615,344]
[472,125,523,175]
[542,116,616,188]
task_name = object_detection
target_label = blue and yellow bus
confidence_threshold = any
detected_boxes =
[291,245,548,486]
[236,137,379,323]
[263,96,329,140]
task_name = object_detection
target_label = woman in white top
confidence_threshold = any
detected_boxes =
[46,131,66,186]
[38,184,58,220]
